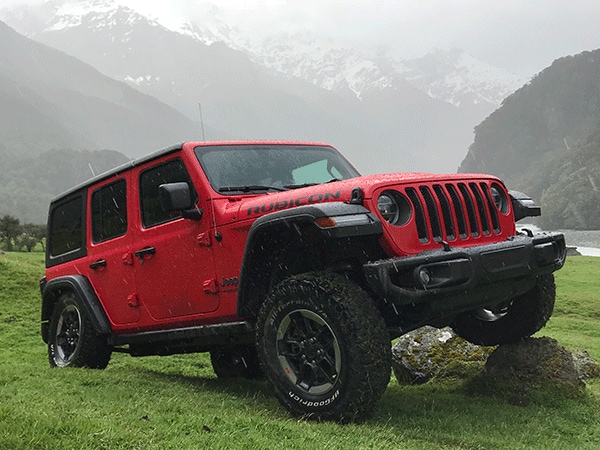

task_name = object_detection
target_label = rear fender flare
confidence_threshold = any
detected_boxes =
[41,275,112,343]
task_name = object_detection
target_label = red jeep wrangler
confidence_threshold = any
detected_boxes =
[41,141,566,421]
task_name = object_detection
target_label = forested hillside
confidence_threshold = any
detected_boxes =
[459,50,600,229]
[0,148,129,224]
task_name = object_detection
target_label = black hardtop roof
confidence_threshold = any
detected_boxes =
[49,143,184,204]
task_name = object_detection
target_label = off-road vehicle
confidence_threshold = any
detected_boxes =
[41,141,566,421]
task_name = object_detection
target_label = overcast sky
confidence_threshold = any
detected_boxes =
[2,0,600,77]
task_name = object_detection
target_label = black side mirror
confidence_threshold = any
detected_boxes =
[159,182,203,221]
[509,190,541,222]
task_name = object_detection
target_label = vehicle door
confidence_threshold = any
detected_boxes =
[85,176,140,325]
[131,156,219,321]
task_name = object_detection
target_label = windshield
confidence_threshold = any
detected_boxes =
[194,144,360,194]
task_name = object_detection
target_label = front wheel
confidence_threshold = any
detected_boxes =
[48,292,111,369]
[451,274,556,346]
[256,272,391,422]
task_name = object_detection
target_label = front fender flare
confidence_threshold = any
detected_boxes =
[236,202,382,318]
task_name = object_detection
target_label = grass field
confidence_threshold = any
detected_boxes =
[1,252,599,449]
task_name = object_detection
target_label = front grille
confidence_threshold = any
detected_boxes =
[405,183,500,244]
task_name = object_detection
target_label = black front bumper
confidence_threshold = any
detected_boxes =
[363,232,566,313]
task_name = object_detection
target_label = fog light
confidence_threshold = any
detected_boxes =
[418,267,431,286]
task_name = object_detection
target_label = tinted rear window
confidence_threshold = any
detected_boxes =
[91,179,127,243]
[47,192,86,265]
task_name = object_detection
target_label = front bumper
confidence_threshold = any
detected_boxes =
[363,232,566,313]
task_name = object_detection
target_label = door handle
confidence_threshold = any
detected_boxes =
[89,259,107,270]
[134,246,156,263]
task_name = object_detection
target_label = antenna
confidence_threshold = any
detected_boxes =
[198,102,218,240]
[198,103,206,141]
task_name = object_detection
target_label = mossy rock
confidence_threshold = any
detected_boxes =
[392,326,494,384]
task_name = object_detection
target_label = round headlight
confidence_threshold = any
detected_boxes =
[378,194,399,224]
[378,191,411,226]
[490,184,509,214]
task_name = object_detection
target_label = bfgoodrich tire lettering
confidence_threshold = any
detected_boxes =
[451,274,556,346]
[48,292,111,369]
[256,272,391,422]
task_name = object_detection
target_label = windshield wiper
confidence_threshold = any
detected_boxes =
[284,178,341,189]
[218,185,289,193]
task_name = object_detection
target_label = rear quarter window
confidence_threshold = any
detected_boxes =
[46,190,87,267]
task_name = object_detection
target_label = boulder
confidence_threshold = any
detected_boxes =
[392,326,493,384]
[484,337,584,388]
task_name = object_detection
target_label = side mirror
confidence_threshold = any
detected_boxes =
[509,190,541,222]
[159,182,203,221]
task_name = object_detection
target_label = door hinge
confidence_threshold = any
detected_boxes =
[203,278,219,294]
[197,232,212,247]
[122,252,134,266]
[127,293,140,307]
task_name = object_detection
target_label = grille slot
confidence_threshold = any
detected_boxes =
[419,186,442,242]
[446,184,468,239]
[434,185,455,241]
[458,183,479,237]
[404,182,502,244]
[481,182,501,233]
[406,188,428,243]
[470,182,490,236]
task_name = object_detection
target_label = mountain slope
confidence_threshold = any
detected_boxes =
[0,19,202,158]
[533,129,600,230]
[460,50,600,185]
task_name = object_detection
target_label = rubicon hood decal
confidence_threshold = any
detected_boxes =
[245,191,342,216]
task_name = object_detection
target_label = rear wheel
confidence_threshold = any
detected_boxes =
[256,272,391,422]
[48,292,111,369]
[451,274,556,346]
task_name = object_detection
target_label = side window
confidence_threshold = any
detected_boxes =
[140,158,197,228]
[49,194,85,258]
[91,179,127,243]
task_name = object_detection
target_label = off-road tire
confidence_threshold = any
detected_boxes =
[256,272,391,422]
[210,345,263,379]
[451,274,556,346]
[48,292,111,369]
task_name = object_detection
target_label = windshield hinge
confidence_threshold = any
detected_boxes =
[350,187,364,205]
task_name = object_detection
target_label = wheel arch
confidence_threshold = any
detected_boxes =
[236,202,384,319]
[41,275,112,343]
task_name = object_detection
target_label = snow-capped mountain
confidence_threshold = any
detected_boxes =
[185,19,522,110]
[228,32,395,102]
[231,34,523,110]
[395,48,525,108]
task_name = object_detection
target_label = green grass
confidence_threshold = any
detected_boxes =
[1,252,600,449]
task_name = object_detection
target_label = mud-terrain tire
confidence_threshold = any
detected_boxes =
[210,345,263,379]
[451,274,556,346]
[256,272,391,422]
[48,292,111,369]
